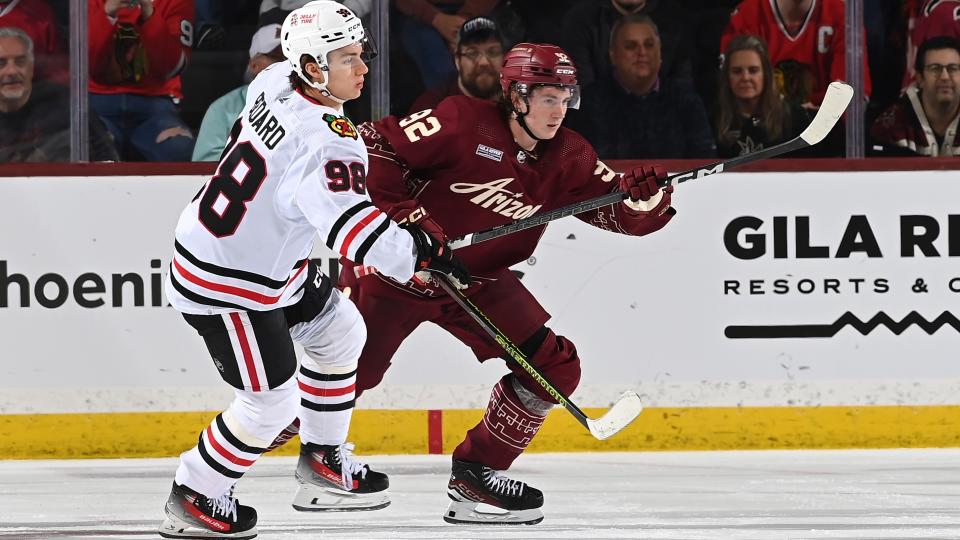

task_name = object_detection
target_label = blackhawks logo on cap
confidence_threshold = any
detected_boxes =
[322,113,358,139]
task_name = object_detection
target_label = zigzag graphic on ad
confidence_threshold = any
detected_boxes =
[725,311,960,338]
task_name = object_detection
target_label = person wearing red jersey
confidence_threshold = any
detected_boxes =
[0,0,67,83]
[903,0,960,90]
[344,43,674,524]
[721,0,872,108]
[88,0,195,161]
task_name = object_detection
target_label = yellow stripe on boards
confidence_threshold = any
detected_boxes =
[2,406,960,459]
[527,405,960,452]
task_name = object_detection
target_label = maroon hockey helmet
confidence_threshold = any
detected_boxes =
[499,43,580,107]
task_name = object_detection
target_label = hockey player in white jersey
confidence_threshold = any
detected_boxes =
[158,2,471,538]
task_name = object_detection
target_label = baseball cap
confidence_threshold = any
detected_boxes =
[249,24,283,59]
[456,17,504,50]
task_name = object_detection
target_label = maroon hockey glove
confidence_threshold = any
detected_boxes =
[620,165,667,202]
[390,202,448,244]
[402,222,472,289]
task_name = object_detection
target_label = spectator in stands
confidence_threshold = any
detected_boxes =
[902,0,960,92]
[0,27,118,162]
[0,0,67,83]
[499,0,579,46]
[192,23,284,161]
[194,0,226,50]
[190,0,262,48]
[408,16,504,113]
[870,36,960,157]
[715,34,809,158]
[559,0,693,89]
[722,0,872,109]
[394,0,498,90]
[569,14,715,159]
[88,0,195,162]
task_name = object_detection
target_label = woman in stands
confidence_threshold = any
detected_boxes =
[714,34,809,158]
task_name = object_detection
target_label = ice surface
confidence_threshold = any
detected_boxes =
[1,449,959,539]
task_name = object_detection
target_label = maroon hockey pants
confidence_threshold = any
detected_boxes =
[344,267,582,470]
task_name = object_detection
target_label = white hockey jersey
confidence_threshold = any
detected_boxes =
[166,63,416,315]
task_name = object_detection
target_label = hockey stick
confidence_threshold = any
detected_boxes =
[433,274,643,441]
[449,81,854,250]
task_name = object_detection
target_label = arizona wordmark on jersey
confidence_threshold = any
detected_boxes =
[166,63,417,315]
[359,96,674,282]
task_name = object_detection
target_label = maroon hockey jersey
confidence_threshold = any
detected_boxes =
[722,0,872,106]
[360,96,675,280]
[870,86,960,157]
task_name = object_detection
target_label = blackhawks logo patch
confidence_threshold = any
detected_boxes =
[322,113,358,139]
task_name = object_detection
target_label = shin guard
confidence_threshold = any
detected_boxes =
[453,375,547,470]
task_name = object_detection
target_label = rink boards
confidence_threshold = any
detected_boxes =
[2,169,960,458]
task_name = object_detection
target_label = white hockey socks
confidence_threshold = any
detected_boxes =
[175,377,298,497]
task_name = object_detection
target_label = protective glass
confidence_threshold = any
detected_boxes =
[359,34,378,64]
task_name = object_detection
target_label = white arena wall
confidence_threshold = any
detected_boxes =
[2,161,959,458]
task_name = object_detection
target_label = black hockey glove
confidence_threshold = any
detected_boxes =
[403,222,472,289]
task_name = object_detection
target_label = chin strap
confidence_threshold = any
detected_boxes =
[306,76,347,105]
[513,96,548,142]
[300,59,349,105]
[319,89,347,105]
[515,111,547,142]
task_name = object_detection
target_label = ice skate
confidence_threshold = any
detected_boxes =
[158,482,257,539]
[292,442,390,511]
[444,458,544,525]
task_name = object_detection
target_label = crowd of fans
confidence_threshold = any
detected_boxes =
[0,0,958,163]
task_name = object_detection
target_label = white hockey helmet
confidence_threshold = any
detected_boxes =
[280,1,376,101]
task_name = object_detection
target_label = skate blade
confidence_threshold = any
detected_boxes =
[292,484,391,512]
[443,500,544,525]
[158,516,258,539]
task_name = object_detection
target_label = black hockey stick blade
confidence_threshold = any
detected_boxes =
[433,274,643,441]
[448,81,854,250]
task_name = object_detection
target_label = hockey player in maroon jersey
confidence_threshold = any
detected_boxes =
[343,43,675,524]
[722,0,872,108]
